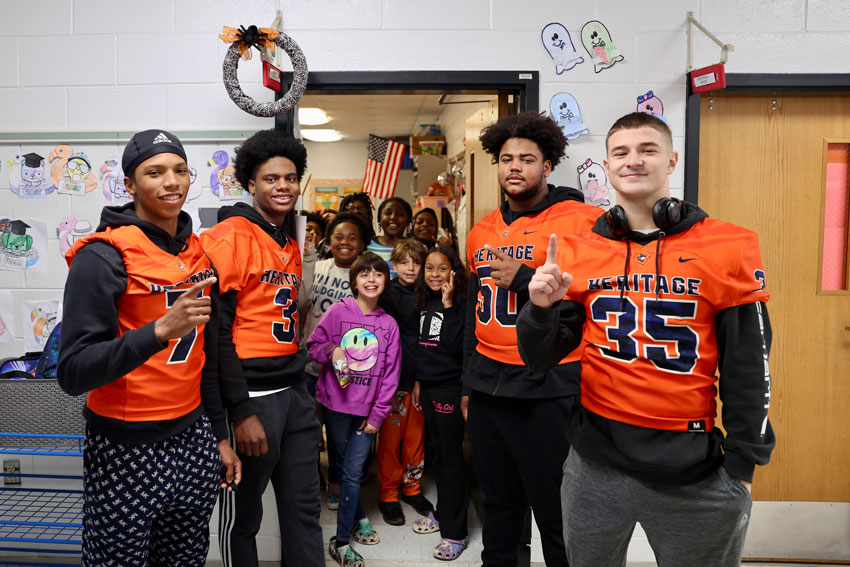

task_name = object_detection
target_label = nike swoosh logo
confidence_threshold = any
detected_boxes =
[678,257,696,263]
[524,231,537,235]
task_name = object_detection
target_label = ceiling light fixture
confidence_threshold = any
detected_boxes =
[298,107,330,125]
[301,129,341,142]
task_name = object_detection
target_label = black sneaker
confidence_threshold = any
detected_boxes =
[378,500,406,525]
[401,492,435,517]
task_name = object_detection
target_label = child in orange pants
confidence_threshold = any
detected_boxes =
[376,241,434,525]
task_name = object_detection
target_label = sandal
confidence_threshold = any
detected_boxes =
[351,518,380,545]
[329,537,364,567]
[412,512,440,534]
[433,537,469,561]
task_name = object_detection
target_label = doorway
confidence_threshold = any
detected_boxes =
[693,82,850,562]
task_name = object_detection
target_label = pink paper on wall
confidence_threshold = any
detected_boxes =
[822,161,848,290]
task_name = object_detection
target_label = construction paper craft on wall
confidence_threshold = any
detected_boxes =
[577,159,612,208]
[56,216,95,255]
[541,23,584,74]
[636,91,666,122]
[0,218,47,275]
[580,20,624,73]
[550,93,588,140]
[8,153,56,198]
[208,150,230,197]
[21,299,60,352]
[51,145,97,195]
[0,290,13,345]
[101,155,132,204]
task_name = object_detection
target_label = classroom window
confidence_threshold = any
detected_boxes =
[822,143,850,291]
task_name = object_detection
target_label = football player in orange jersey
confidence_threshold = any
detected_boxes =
[463,112,600,567]
[200,130,324,567]
[59,130,239,566]
[518,113,775,567]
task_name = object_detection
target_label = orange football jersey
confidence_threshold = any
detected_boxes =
[200,216,302,359]
[560,218,770,432]
[66,225,214,422]
[466,200,599,364]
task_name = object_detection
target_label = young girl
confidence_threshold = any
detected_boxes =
[376,240,434,526]
[301,212,371,509]
[410,207,454,250]
[368,197,412,277]
[307,252,401,567]
[411,246,470,561]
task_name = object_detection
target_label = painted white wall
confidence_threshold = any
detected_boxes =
[1,0,849,562]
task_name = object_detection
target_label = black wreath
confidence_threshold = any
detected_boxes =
[222,32,308,118]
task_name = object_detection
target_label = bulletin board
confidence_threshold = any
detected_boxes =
[308,178,363,211]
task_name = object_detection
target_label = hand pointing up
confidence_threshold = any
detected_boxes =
[528,234,572,309]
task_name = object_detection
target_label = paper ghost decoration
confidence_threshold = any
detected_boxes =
[577,159,611,208]
[637,91,667,122]
[541,23,584,74]
[550,93,588,140]
[8,153,55,198]
[580,20,624,73]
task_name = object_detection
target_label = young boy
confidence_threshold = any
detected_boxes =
[58,129,239,566]
[199,130,324,567]
[376,240,433,525]
[517,112,775,566]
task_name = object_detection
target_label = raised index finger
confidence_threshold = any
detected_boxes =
[485,244,509,262]
[183,277,217,299]
[546,234,559,265]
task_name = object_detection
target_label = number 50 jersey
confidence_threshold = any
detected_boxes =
[200,215,302,359]
[466,199,598,365]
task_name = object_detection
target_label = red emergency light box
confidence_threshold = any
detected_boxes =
[690,63,726,93]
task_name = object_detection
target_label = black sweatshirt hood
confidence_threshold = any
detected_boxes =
[217,202,292,247]
[589,200,709,305]
[500,184,585,225]
[97,202,193,255]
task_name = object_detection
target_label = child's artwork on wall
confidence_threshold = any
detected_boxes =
[52,145,97,195]
[208,150,230,197]
[550,93,588,140]
[580,20,624,73]
[0,291,14,345]
[101,155,132,204]
[541,23,584,74]
[0,218,46,275]
[217,165,244,200]
[56,216,95,255]
[636,91,666,122]
[21,299,60,352]
[577,159,612,208]
[8,153,56,198]
[188,168,203,200]
[309,179,364,211]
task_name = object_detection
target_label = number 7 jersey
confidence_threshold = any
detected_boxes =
[466,199,598,365]
[560,217,770,432]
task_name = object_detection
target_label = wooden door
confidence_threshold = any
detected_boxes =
[699,93,850,560]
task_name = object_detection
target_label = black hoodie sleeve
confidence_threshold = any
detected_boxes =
[217,289,255,422]
[516,300,585,373]
[58,242,168,396]
[200,282,229,441]
[461,272,481,395]
[508,263,536,294]
[716,301,776,482]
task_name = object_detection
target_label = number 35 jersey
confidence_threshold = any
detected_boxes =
[467,199,598,365]
[200,215,302,359]
[561,217,770,432]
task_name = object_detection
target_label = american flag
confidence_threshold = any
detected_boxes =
[362,135,405,200]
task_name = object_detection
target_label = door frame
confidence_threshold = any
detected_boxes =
[276,70,539,133]
[684,73,850,203]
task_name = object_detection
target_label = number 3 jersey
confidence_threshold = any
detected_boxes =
[561,213,771,433]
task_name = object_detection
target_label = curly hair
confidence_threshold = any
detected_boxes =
[479,111,567,168]
[304,211,327,238]
[413,246,467,311]
[338,192,375,241]
[325,212,370,252]
[349,252,391,301]
[233,130,308,190]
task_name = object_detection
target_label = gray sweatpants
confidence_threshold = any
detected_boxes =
[561,450,752,567]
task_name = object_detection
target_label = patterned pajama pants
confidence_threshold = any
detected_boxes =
[81,415,221,567]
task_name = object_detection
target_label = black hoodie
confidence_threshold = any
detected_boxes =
[462,184,596,399]
[212,203,308,423]
[516,201,776,485]
[57,203,228,443]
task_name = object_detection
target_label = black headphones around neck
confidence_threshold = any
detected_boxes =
[604,197,683,237]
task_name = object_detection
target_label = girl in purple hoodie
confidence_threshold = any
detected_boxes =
[307,252,401,567]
